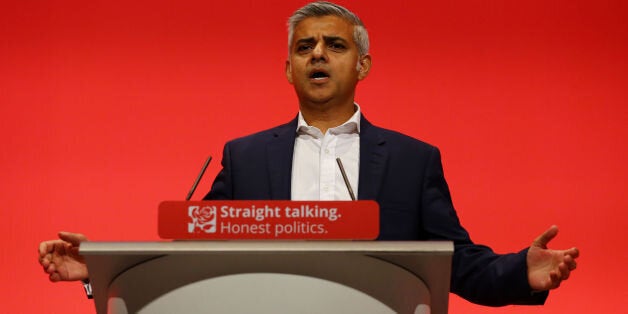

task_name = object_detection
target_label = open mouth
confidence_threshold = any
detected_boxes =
[310,70,330,80]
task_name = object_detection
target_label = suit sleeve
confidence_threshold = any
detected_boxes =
[422,146,548,306]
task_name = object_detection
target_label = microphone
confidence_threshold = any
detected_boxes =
[336,157,356,201]
[185,156,212,200]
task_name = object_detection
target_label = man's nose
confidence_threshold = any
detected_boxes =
[311,42,327,63]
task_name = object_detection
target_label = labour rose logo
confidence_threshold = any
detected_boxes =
[188,205,217,233]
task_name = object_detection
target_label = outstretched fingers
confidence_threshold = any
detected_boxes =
[558,262,570,280]
[49,272,61,282]
[58,231,88,246]
[564,253,577,271]
[532,225,559,249]
[549,271,561,289]
[566,247,580,258]
[38,240,60,267]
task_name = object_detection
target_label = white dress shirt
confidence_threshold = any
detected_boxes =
[291,105,361,201]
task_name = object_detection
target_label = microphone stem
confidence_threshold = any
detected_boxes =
[186,156,212,200]
[336,157,356,201]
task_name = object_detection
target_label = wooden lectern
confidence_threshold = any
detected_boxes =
[81,241,453,314]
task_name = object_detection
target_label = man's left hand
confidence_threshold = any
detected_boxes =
[527,225,579,291]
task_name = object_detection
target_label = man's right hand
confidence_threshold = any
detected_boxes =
[38,232,89,282]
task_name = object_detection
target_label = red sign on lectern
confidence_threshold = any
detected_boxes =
[158,200,379,240]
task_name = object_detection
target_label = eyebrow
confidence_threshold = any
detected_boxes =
[295,36,348,45]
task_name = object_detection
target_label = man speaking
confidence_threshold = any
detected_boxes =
[39,1,579,307]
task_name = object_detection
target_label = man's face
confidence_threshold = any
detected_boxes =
[286,15,370,106]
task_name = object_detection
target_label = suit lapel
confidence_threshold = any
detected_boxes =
[266,115,387,200]
[358,116,388,200]
[266,117,298,200]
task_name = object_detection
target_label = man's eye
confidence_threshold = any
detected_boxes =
[297,45,312,52]
[329,43,346,50]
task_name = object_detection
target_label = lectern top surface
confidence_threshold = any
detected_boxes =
[80,240,453,256]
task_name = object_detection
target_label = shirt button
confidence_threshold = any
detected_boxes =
[325,149,330,154]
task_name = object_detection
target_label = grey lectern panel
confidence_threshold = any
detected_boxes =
[108,254,429,313]
[81,241,453,314]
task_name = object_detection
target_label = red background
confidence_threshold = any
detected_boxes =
[2,0,626,313]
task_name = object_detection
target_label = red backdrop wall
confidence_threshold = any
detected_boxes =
[2,0,626,313]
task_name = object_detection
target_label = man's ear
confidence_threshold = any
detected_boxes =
[357,54,372,80]
[285,60,293,84]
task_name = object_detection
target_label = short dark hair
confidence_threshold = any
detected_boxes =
[287,1,370,56]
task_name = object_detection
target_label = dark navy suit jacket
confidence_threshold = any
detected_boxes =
[205,116,548,306]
